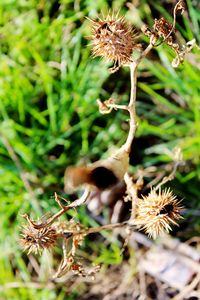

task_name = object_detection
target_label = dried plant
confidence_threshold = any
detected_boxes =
[19,1,194,279]
[21,224,58,254]
[134,189,183,240]
[87,13,140,73]
[142,0,198,67]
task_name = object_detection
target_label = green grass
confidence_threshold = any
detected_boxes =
[0,0,200,298]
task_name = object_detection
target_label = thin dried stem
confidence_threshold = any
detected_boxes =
[123,44,153,153]
[58,221,129,239]
[136,44,154,64]
[155,160,181,191]
[97,43,153,155]
[106,103,129,111]
[71,221,129,236]
[124,172,139,220]
[154,0,185,47]
[22,188,91,229]
[123,61,137,153]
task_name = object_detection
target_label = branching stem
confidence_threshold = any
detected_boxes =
[123,44,153,153]
[71,221,129,236]
[22,188,91,229]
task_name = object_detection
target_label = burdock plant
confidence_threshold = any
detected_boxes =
[20,0,196,278]
[88,12,141,73]
[134,189,183,239]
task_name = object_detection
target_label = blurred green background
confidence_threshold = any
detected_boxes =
[0,0,199,299]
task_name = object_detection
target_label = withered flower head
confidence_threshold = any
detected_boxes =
[153,17,174,45]
[88,13,140,73]
[21,224,58,254]
[135,188,183,239]
[142,0,187,67]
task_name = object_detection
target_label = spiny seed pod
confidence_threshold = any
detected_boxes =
[21,225,58,254]
[88,13,140,73]
[64,147,129,192]
[135,188,183,239]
